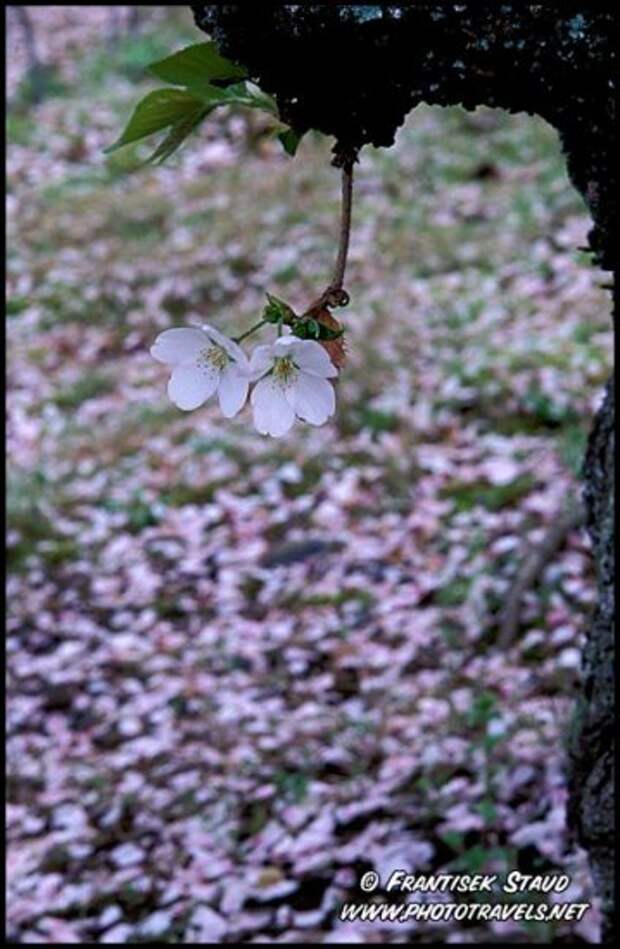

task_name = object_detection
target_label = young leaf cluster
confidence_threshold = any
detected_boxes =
[105,41,304,165]
[262,294,344,342]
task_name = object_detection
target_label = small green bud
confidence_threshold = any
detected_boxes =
[263,292,295,324]
[292,318,320,340]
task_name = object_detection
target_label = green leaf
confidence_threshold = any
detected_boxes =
[183,79,278,116]
[278,128,304,156]
[148,41,247,85]
[145,105,210,166]
[104,88,205,153]
[183,80,246,107]
[241,81,278,115]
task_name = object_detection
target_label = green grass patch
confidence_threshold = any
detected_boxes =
[283,588,376,612]
[6,112,37,147]
[6,296,30,317]
[435,578,473,608]
[39,286,121,329]
[281,457,325,498]
[338,405,401,439]
[12,64,67,109]
[558,423,589,476]
[7,469,77,571]
[188,435,246,461]
[273,769,310,803]
[123,403,180,431]
[440,474,535,513]
[521,387,580,427]
[160,480,231,508]
[101,492,161,533]
[52,373,116,409]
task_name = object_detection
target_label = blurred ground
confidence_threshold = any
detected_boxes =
[6,6,613,944]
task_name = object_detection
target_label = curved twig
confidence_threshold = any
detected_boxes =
[498,499,586,648]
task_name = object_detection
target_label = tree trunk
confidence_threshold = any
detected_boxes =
[191,3,615,937]
[568,374,615,941]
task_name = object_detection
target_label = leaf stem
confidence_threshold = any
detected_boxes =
[233,319,266,344]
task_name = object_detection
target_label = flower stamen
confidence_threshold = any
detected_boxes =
[272,355,297,388]
[197,344,228,373]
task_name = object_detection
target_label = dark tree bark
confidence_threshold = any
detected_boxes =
[191,3,615,939]
[568,373,615,937]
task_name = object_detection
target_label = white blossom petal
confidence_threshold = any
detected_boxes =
[150,328,207,367]
[167,365,219,411]
[251,377,295,437]
[286,371,335,425]
[218,367,249,418]
[249,344,275,380]
[275,337,338,378]
[272,336,296,349]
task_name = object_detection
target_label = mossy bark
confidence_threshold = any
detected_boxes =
[192,4,615,938]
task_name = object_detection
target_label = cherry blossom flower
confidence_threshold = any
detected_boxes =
[151,324,251,416]
[249,336,338,437]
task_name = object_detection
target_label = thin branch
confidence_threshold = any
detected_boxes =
[307,159,355,314]
[12,6,45,103]
[498,499,585,648]
[126,6,142,35]
[329,160,354,292]
[13,6,40,73]
[106,6,121,50]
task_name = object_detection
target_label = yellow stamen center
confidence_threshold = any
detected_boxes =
[197,344,228,373]
[272,356,297,387]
